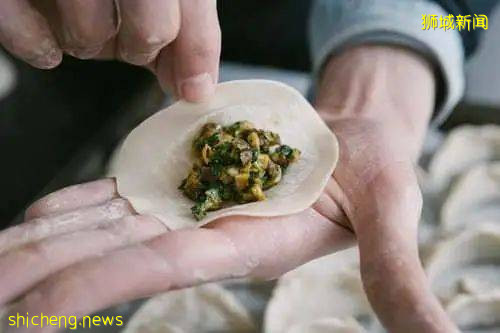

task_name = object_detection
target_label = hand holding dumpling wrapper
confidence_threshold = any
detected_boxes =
[109,80,338,230]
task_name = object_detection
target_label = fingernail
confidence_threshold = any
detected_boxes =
[31,47,63,69]
[178,73,215,102]
[118,48,158,66]
[64,45,103,59]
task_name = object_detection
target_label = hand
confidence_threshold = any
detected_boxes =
[315,45,456,332]
[0,0,220,101]
[0,46,455,333]
[0,180,354,332]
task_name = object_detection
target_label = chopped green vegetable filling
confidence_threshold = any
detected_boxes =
[179,121,301,220]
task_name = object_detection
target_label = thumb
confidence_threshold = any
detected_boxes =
[353,162,457,333]
[156,0,220,102]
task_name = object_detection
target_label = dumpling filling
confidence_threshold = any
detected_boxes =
[179,121,301,220]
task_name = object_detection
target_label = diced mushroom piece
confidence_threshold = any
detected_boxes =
[240,150,253,165]
[234,138,250,151]
[258,130,281,151]
[201,144,212,165]
[265,161,282,189]
[267,145,280,154]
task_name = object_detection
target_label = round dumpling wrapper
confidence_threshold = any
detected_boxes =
[447,292,500,330]
[440,163,500,234]
[123,284,255,333]
[264,248,372,333]
[288,317,366,333]
[109,80,338,229]
[426,225,500,301]
[428,125,500,193]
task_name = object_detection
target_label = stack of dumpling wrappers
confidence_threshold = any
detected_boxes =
[124,125,500,333]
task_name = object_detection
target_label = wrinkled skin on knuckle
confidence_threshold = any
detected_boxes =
[361,162,422,218]
[57,0,117,48]
[122,21,179,52]
[210,212,349,281]
[329,118,421,224]
[204,220,262,278]
[207,216,303,280]
[179,19,221,60]
[61,18,116,52]
[185,39,220,65]
[209,228,260,278]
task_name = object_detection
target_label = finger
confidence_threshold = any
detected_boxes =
[117,0,180,66]
[0,215,166,306]
[315,180,352,231]
[154,45,176,96]
[10,209,355,319]
[55,0,118,59]
[157,0,220,101]
[353,162,456,332]
[207,209,356,280]
[0,199,132,256]
[25,179,118,220]
[0,0,62,69]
